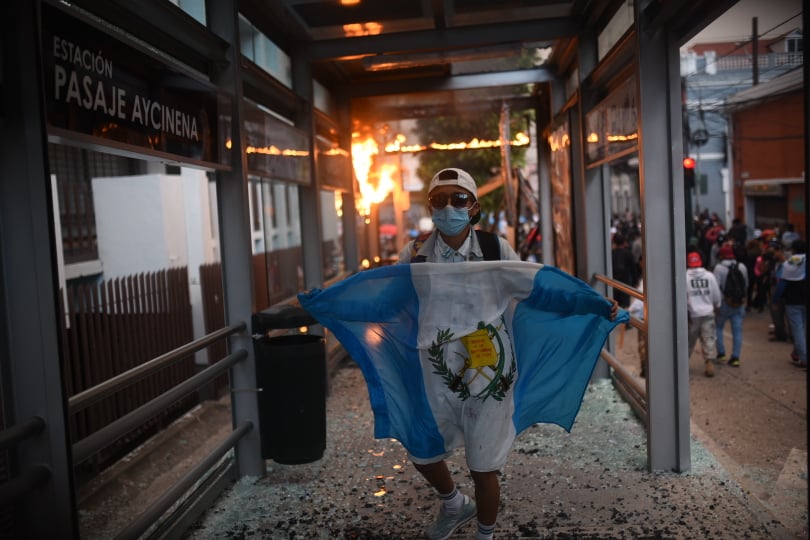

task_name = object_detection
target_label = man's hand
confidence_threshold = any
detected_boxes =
[609,299,619,321]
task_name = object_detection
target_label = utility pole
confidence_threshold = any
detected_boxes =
[752,17,759,86]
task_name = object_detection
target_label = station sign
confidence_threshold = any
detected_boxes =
[40,3,223,166]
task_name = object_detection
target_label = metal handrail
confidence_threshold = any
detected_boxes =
[591,272,648,421]
[72,349,247,465]
[0,417,50,504]
[592,273,646,332]
[601,349,648,424]
[115,421,253,540]
[0,416,45,451]
[68,322,247,415]
[0,464,51,506]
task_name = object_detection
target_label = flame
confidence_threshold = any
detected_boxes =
[383,132,530,154]
[548,132,570,152]
[352,135,397,216]
[224,139,310,156]
[343,22,383,36]
[606,133,638,142]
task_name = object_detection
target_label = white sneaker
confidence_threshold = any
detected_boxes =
[425,494,477,540]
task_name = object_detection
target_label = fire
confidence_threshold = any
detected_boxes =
[384,132,530,154]
[352,134,397,216]
[224,139,310,156]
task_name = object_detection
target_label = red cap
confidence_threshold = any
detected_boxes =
[719,246,735,259]
[687,252,703,268]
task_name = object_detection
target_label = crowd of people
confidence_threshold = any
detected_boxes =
[609,209,807,377]
[687,211,806,372]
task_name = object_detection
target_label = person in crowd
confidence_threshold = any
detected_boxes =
[781,223,799,250]
[774,240,806,368]
[628,228,643,280]
[518,224,542,262]
[628,276,647,377]
[728,217,748,260]
[764,240,790,343]
[709,233,732,270]
[744,237,763,309]
[611,232,638,309]
[714,245,748,367]
[393,167,621,540]
[686,251,722,377]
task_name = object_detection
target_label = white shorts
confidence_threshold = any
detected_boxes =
[409,314,517,472]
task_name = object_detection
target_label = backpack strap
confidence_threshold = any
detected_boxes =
[410,232,432,263]
[475,230,501,261]
[410,230,501,262]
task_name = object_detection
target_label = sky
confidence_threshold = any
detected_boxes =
[687,0,803,46]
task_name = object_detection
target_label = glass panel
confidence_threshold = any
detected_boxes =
[585,77,638,165]
[172,0,206,25]
[50,145,227,529]
[548,120,576,275]
[609,152,642,307]
[239,15,256,59]
[598,0,634,61]
[256,178,303,308]
[238,15,292,88]
[321,190,345,279]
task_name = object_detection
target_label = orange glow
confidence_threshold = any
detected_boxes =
[548,133,570,152]
[384,132,530,154]
[343,22,383,36]
[586,132,599,143]
[340,0,360,5]
[606,133,638,142]
[224,139,310,156]
[352,134,397,216]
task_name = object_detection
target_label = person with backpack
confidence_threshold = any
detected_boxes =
[713,245,749,367]
[398,168,518,540]
[393,167,618,540]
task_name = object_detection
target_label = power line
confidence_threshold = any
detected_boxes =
[685,11,802,79]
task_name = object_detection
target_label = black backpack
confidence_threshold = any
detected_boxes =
[411,230,501,262]
[723,261,746,307]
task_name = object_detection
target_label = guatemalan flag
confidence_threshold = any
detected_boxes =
[298,261,628,460]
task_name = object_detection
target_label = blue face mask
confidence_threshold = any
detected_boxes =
[432,206,471,236]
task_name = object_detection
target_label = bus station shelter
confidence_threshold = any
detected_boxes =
[0,0,769,537]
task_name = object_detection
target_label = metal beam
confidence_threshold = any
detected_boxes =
[354,96,539,122]
[302,17,582,61]
[346,67,555,98]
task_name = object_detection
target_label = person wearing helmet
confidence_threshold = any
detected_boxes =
[686,250,722,377]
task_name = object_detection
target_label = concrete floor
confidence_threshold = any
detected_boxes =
[183,338,807,539]
[79,307,807,539]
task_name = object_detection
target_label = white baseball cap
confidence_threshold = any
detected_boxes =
[428,168,478,200]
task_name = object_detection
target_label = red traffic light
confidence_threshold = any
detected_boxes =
[683,157,696,169]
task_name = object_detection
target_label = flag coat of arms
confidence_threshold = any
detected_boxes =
[298,261,627,460]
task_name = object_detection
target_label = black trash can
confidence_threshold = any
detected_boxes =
[252,305,326,464]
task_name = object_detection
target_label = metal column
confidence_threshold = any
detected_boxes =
[0,0,78,536]
[292,57,326,291]
[636,1,692,472]
[207,0,265,479]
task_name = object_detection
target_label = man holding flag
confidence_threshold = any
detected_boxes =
[299,168,623,540]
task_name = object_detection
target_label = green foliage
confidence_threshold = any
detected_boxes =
[414,110,529,222]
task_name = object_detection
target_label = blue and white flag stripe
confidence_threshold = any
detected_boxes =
[298,261,627,459]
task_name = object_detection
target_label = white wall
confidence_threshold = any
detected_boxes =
[92,169,219,364]
[93,174,182,277]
